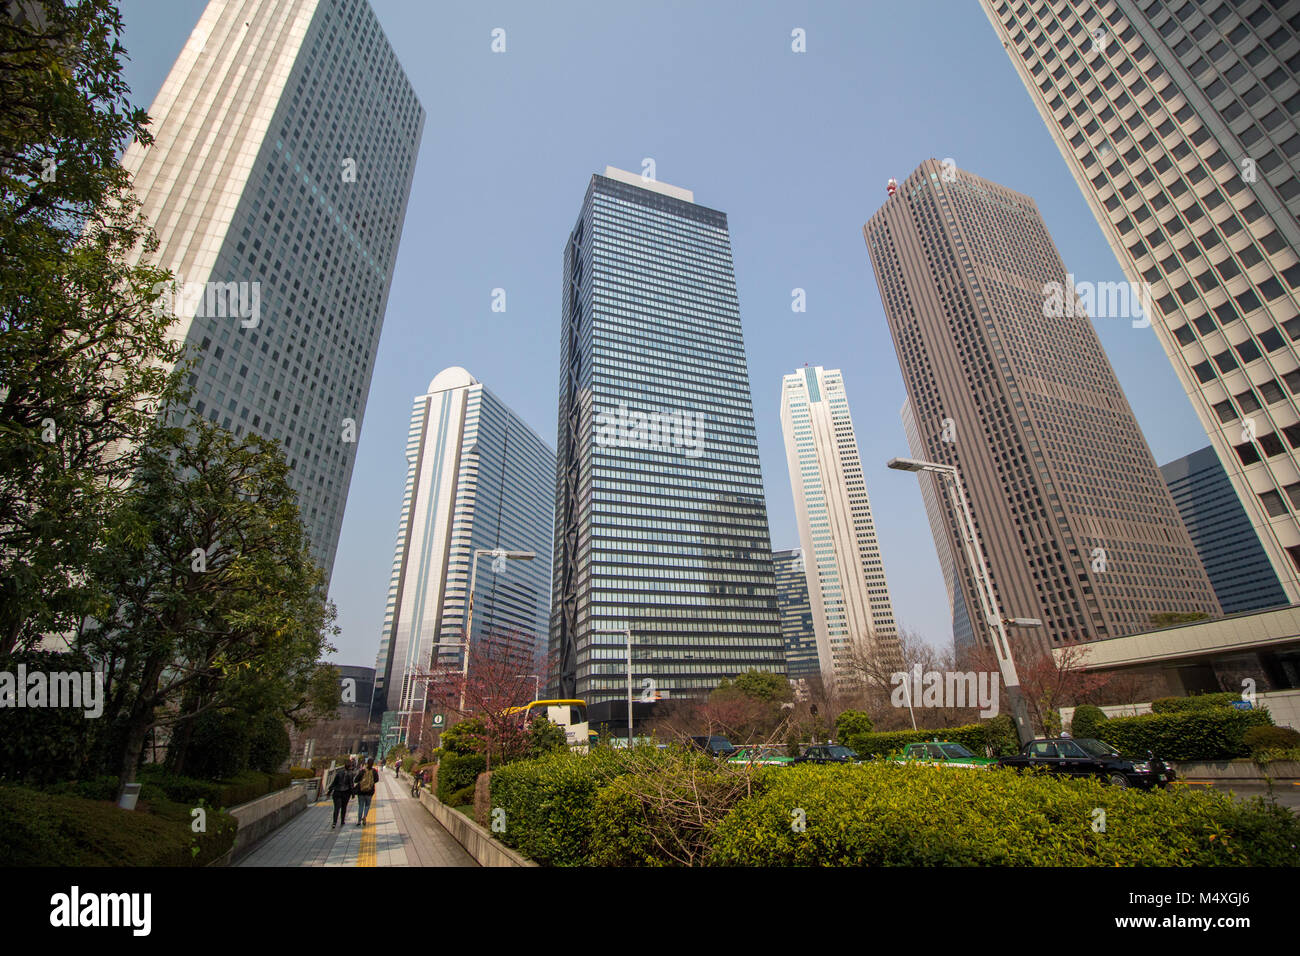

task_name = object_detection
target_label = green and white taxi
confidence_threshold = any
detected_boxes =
[726,746,796,767]
[891,741,996,769]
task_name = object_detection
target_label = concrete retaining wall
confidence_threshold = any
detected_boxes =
[416,789,536,867]
[226,786,308,863]
[1172,759,1300,781]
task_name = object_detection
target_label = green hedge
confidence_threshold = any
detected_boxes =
[1243,725,1300,755]
[436,753,485,805]
[0,784,238,866]
[844,717,1018,759]
[1096,709,1273,760]
[137,766,291,808]
[708,763,1300,866]
[489,748,635,866]
[1151,693,1240,713]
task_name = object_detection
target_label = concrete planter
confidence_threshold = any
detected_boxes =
[226,786,308,863]
[416,788,535,867]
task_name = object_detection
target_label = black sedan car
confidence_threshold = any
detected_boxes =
[997,737,1175,789]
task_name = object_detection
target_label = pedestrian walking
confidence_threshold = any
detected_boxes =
[355,757,377,827]
[327,759,355,829]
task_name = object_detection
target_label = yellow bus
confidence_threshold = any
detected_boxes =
[505,699,590,748]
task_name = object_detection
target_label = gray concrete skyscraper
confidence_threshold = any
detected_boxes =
[866,160,1220,653]
[121,0,424,582]
[550,167,784,705]
[980,0,1300,604]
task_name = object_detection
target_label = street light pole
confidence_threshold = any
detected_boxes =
[887,457,1035,746]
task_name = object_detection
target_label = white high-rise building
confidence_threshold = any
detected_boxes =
[780,366,901,690]
[373,368,555,735]
[120,0,424,582]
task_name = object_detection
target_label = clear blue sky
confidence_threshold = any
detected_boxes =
[116,0,1210,669]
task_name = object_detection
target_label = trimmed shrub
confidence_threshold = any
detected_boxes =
[707,762,1300,866]
[489,748,632,866]
[136,765,290,809]
[845,718,1017,759]
[1243,725,1300,755]
[1070,704,1107,740]
[1097,709,1273,760]
[436,753,485,804]
[289,766,315,779]
[1252,748,1300,763]
[0,783,238,866]
[0,650,101,785]
[446,783,477,807]
[1150,692,1239,714]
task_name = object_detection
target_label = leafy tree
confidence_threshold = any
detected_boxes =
[420,633,541,768]
[247,711,291,774]
[731,670,793,704]
[0,0,186,652]
[78,418,335,795]
[835,710,873,742]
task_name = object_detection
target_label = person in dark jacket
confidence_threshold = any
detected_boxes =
[354,757,378,827]
[328,759,355,829]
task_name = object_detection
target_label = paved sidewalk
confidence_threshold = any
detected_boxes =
[236,767,478,867]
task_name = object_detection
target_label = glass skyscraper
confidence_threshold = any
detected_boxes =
[772,549,821,682]
[1161,445,1289,614]
[550,167,784,704]
[373,368,554,732]
[120,0,424,582]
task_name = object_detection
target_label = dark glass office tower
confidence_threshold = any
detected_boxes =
[1162,445,1288,614]
[550,167,784,704]
[772,549,821,682]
